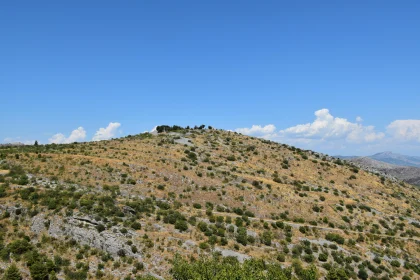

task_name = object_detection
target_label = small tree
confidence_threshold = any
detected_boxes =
[3,264,22,280]
[29,262,48,280]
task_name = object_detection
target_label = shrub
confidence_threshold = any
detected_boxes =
[357,269,368,280]
[131,222,141,230]
[260,231,272,246]
[7,239,32,255]
[227,155,236,161]
[325,233,345,245]
[117,249,126,257]
[318,253,328,262]
[3,264,22,280]
[199,242,209,250]
[96,224,106,232]
[312,205,321,212]
[236,227,248,246]
[277,254,285,262]
[390,260,400,267]
[175,220,188,232]
[29,262,48,280]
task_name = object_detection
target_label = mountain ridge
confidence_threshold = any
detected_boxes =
[336,151,420,168]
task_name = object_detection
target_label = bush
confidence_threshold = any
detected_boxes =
[390,260,400,267]
[117,249,126,257]
[3,264,22,280]
[227,155,236,161]
[357,269,368,280]
[175,220,188,232]
[96,224,106,232]
[325,233,345,245]
[131,222,141,230]
[7,239,32,255]
[236,227,248,246]
[318,253,328,262]
[29,262,48,280]
[326,266,348,280]
[260,231,272,246]
[277,254,285,262]
[199,242,209,250]
[312,206,321,212]
[171,255,294,279]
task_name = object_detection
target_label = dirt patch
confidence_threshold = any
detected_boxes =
[0,170,9,175]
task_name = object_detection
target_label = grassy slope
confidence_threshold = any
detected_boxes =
[0,128,419,279]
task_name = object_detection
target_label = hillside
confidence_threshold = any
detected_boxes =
[0,127,419,280]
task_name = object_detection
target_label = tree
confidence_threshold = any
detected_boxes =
[260,231,272,246]
[357,269,368,280]
[34,141,39,146]
[236,227,248,246]
[175,220,188,232]
[96,224,106,232]
[49,271,58,280]
[326,266,348,280]
[3,264,22,280]
[29,262,48,280]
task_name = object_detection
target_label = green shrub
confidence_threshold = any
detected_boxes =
[3,264,22,280]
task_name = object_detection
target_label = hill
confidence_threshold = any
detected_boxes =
[0,127,419,279]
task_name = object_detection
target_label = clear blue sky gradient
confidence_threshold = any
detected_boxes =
[1,1,419,154]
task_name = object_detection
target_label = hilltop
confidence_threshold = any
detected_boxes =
[0,126,419,279]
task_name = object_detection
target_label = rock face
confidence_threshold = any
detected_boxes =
[0,205,25,218]
[31,214,142,259]
[214,247,250,263]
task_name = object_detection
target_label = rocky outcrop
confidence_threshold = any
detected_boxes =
[31,214,142,259]
[214,247,250,263]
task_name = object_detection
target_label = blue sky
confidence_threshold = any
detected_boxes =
[1,1,420,155]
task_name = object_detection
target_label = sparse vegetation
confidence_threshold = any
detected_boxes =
[0,127,418,279]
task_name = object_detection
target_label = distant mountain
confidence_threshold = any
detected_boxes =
[348,157,420,186]
[370,151,420,168]
[336,151,420,168]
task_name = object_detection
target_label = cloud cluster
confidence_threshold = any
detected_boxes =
[235,109,420,153]
[279,109,384,143]
[49,127,87,144]
[3,137,36,145]
[387,120,420,142]
[236,124,276,136]
[92,122,121,141]
[48,122,121,144]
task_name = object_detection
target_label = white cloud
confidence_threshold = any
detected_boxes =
[234,109,390,154]
[3,137,36,145]
[279,109,384,143]
[235,124,276,137]
[387,120,420,142]
[92,122,121,141]
[49,127,86,144]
